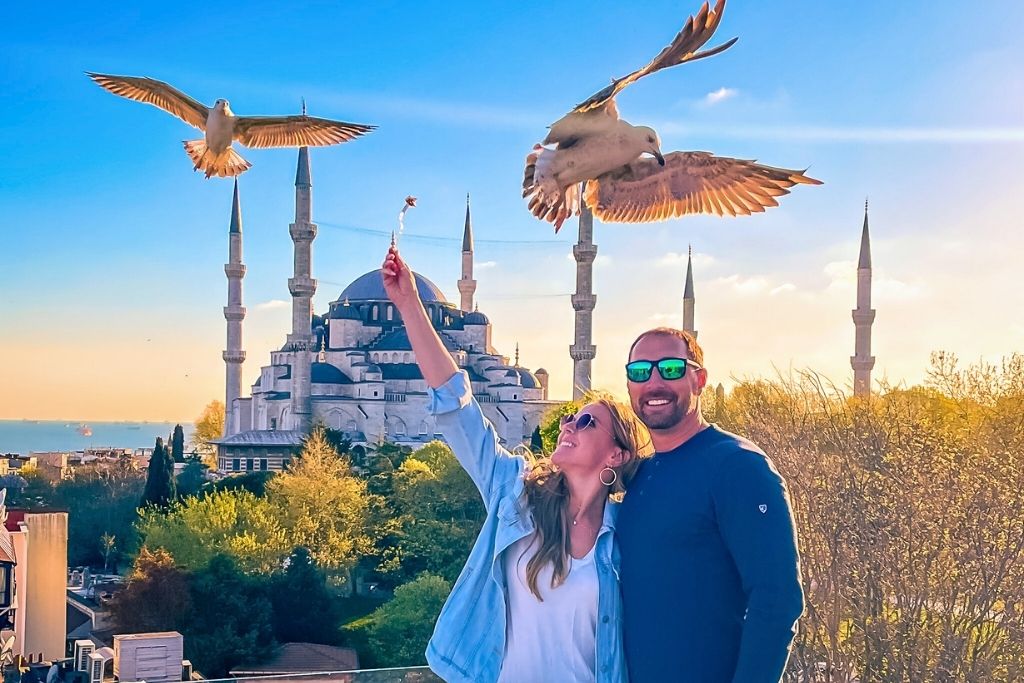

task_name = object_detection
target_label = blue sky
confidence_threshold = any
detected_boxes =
[2,1,1022,420]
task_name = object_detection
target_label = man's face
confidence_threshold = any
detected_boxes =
[627,334,706,431]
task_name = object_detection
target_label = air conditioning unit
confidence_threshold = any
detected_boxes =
[75,641,95,672]
[180,660,192,681]
[88,652,104,683]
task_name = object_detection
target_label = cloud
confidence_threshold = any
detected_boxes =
[477,260,498,270]
[770,283,797,296]
[656,122,1024,144]
[714,274,770,295]
[254,299,290,311]
[657,251,716,269]
[702,87,738,107]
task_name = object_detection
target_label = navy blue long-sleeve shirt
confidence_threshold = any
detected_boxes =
[617,425,804,683]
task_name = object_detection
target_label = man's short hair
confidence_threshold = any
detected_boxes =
[629,327,705,367]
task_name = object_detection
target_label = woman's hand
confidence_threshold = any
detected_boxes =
[382,246,420,312]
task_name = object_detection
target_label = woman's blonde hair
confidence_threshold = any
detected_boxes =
[521,393,652,599]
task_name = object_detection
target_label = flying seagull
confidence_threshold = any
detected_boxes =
[87,73,376,178]
[522,0,821,232]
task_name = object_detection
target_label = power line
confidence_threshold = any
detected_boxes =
[314,219,565,248]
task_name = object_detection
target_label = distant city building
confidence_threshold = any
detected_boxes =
[216,150,558,474]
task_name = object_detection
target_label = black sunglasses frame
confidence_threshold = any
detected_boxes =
[624,357,702,383]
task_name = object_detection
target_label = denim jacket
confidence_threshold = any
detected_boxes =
[424,371,627,683]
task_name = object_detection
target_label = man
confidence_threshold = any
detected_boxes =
[616,328,804,682]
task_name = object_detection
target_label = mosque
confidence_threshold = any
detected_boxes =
[215,149,558,474]
[214,148,876,474]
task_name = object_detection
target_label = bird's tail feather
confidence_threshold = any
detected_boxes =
[183,140,252,178]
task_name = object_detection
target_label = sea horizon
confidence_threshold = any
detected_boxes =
[0,419,194,456]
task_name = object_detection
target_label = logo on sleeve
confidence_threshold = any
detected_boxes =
[758,504,767,514]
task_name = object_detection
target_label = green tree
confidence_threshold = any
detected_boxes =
[56,459,144,568]
[107,547,191,633]
[183,554,276,678]
[136,488,289,573]
[377,441,485,585]
[207,470,274,497]
[140,437,176,509]
[346,573,451,668]
[271,547,344,644]
[175,457,208,499]
[171,424,186,463]
[266,427,378,581]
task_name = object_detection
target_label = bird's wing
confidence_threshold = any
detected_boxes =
[572,0,737,114]
[585,151,822,223]
[544,101,620,146]
[86,73,209,130]
[233,115,376,148]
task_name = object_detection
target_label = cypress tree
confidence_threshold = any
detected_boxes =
[171,424,185,463]
[141,437,176,509]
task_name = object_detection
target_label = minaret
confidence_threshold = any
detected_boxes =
[570,199,597,399]
[223,180,246,437]
[851,199,876,397]
[457,193,477,312]
[287,147,317,431]
[683,245,697,337]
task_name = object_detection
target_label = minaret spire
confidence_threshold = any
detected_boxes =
[851,199,875,397]
[683,244,697,337]
[223,179,247,439]
[570,195,597,399]
[457,193,477,312]
[287,147,317,431]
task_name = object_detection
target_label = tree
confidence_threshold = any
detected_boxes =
[136,488,290,574]
[377,441,485,586]
[266,427,379,581]
[100,532,116,573]
[175,457,208,499]
[538,400,582,454]
[346,573,451,668]
[57,460,144,568]
[271,547,344,644]
[183,554,276,678]
[171,424,186,463]
[140,437,176,509]
[107,547,191,633]
[192,400,225,467]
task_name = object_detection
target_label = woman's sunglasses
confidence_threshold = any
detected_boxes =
[625,357,701,383]
[560,412,599,430]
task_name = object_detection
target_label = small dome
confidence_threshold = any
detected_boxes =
[535,368,548,375]
[504,369,518,377]
[464,310,490,325]
[311,363,352,384]
[332,304,362,321]
[515,368,540,389]
[365,364,382,374]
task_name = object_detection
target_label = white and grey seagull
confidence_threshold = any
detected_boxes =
[522,0,821,232]
[87,72,376,178]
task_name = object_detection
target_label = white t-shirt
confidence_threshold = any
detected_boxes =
[497,533,599,683]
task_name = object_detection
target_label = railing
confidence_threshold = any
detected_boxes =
[205,667,442,683]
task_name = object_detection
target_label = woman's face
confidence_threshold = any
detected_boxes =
[550,402,623,475]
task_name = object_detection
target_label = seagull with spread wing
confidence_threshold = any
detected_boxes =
[522,0,821,232]
[87,73,376,178]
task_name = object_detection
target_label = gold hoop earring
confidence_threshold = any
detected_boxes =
[600,467,617,487]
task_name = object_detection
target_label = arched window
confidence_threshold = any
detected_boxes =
[404,353,411,363]
[419,420,430,437]
[346,419,358,433]
[386,304,394,321]
[371,306,379,321]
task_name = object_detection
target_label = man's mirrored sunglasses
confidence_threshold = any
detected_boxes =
[625,357,701,383]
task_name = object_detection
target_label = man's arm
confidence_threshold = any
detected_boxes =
[712,443,804,683]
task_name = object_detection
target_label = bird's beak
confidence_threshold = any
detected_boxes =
[654,150,666,166]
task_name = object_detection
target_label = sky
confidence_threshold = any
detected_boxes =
[1,1,1022,421]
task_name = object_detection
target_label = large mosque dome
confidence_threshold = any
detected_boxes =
[336,269,448,304]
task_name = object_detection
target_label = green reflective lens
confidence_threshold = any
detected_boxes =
[657,359,687,380]
[625,362,653,382]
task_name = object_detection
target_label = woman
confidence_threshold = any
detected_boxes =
[382,246,651,683]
